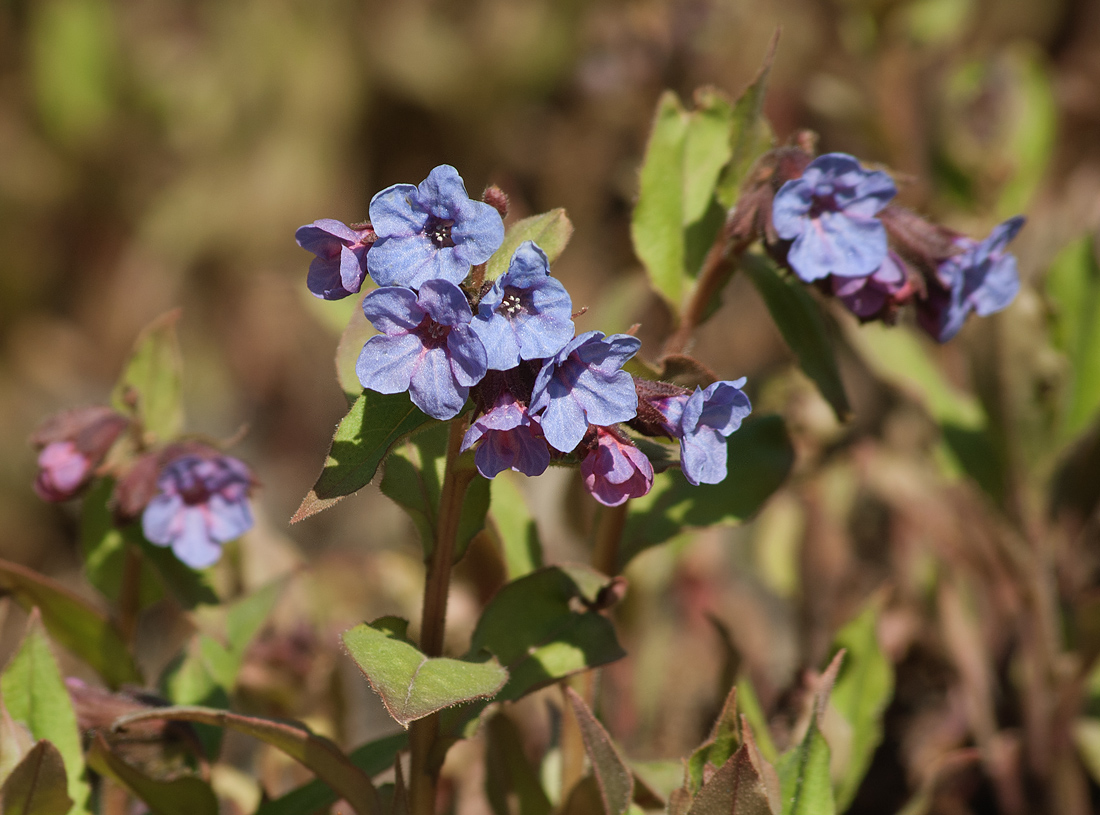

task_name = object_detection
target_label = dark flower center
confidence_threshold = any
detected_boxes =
[179,480,212,506]
[417,314,452,349]
[500,287,528,318]
[426,216,456,249]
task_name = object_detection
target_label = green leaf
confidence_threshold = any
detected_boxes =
[682,88,734,227]
[111,310,184,441]
[735,677,778,765]
[467,566,626,702]
[487,473,543,580]
[292,390,433,522]
[631,760,685,808]
[0,700,36,787]
[742,254,850,420]
[80,480,163,608]
[688,686,742,793]
[1047,237,1100,442]
[111,706,380,815]
[380,424,488,562]
[486,209,575,281]
[485,712,553,815]
[256,732,407,815]
[715,34,778,209]
[632,91,690,307]
[0,611,90,811]
[776,720,834,815]
[86,734,216,815]
[829,601,894,811]
[686,739,779,815]
[564,687,633,815]
[343,618,508,728]
[621,416,794,568]
[0,740,73,815]
[0,558,141,688]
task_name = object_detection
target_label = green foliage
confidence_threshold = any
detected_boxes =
[687,687,742,792]
[487,473,543,579]
[1047,237,1100,442]
[380,424,489,562]
[829,601,895,811]
[343,617,508,728]
[685,738,779,815]
[111,310,185,442]
[467,566,625,702]
[485,713,553,815]
[776,720,835,815]
[741,254,850,420]
[79,479,163,608]
[0,558,141,690]
[485,209,575,281]
[564,687,634,815]
[621,416,795,567]
[0,612,90,812]
[110,705,380,815]
[86,734,217,815]
[0,700,36,787]
[0,740,73,815]
[293,390,434,522]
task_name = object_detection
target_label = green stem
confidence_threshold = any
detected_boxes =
[408,419,475,815]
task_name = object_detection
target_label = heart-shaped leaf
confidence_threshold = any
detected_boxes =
[343,618,507,728]
[485,209,574,282]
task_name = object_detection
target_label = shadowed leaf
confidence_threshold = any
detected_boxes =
[564,687,633,815]
[485,712,553,815]
[487,473,543,580]
[0,740,72,815]
[86,733,217,815]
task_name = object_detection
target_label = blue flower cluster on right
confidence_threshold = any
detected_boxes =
[770,152,1024,342]
[298,165,752,506]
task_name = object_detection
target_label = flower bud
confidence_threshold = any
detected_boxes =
[30,407,129,502]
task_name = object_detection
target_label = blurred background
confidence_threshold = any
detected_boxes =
[3,0,1100,811]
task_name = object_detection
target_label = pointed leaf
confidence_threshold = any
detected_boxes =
[0,700,36,787]
[632,91,690,306]
[687,744,777,815]
[0,558,141,688]
[487,473,543,579]
[688,686,742,792]
[485,712,553,815]
[682,88,735,227]
[111,705,379,815]
[468,566,625,702]
[716,34,778,209]
[486,209,575,281]
[293,391,434,522]
[564,687,633,815]
[111,310,184,440]
[775,719,834,815]
[0,611,89,811]
[742,254,850,420]
[622,416,794,568]
[86,733,216,815]
[736,679,778,764]
[256,732,406,815]
[343,618,507,728]
[0,740,73,815]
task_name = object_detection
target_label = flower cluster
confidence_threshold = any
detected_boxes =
[31,406,255,569]
[301,165,752,505]
[736,149,1024,341]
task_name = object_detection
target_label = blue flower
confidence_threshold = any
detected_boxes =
[831,251,910,319]
[296,219,375,300]
[367,165,505,289]
[461,397,550,478]
[529,331,641,453]
[356,279,488,420]
[581,427,653,506]
[773,153,896,282]
[651,379,752,486]
[470,242,575,371]
[142,453,254,569]
[917,216,1024,342]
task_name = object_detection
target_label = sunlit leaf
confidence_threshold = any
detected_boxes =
[486,209,574,281]
[0,611,90,811]
[1047,237,1100,442]
[682,88,734,227]
[742,254,850,420]
[86,733,217,815]
[632,91,690,307]
[467,566,625,701]
[110,310,184,441]
[0,558,140,688]
[688,686,742,792]
[343,617,507,728]
[736,678,778,765]
[111,705,379,815]
[564,688,633,815]
[621,416,794,568]
[0,740,73,815]
[776,719,834,815]
[293,390,434,522]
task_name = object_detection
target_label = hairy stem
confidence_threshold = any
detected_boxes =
[409,419,474,815]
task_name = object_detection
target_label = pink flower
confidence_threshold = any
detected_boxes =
[581,427,653,507]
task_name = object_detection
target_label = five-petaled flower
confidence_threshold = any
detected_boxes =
[356,279,488,420]
[649,379,752,486]
[461,395,550,479]
[296,219,375,300]
[471,241,575,371]
[529,331,641,454]
[831,251,910,320]
[142,452,254,569]
[367,165,505,290]
[917,216,1024,342]
[773,153,896,282]
[581,426,653,506]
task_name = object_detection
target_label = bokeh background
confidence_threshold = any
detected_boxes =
[4,0,1100,812]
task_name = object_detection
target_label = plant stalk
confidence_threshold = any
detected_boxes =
[117,543,144,644]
